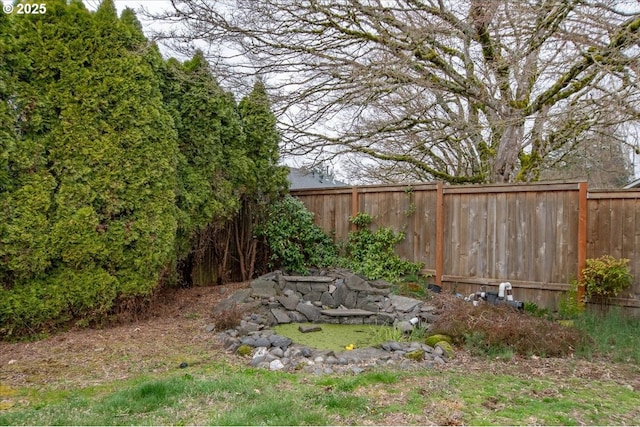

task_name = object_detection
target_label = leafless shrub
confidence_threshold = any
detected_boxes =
[214,304,248,330]
[430,294,589,357]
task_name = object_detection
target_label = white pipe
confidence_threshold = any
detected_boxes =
[466,292,487,306]
[498,282,514,301]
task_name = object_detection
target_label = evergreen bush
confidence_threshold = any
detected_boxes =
[0,1,280,338]
[583,255,633,300]
[342,213,423,282]
[257,195,338,274]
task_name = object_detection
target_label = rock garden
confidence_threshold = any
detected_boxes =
[212,269,455,373]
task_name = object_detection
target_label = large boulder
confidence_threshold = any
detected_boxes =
[251,278,278,298]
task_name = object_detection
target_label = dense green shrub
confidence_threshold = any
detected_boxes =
[162,52,247,260]
[342,212,423,282]
[583,255,633,299]
[0,0,181,337]
[257,195,338,274]
[238,80,289,200]
[257,206,424,280]
[0,1,287,338]
[0,11,14,193]
[232,80,289,280]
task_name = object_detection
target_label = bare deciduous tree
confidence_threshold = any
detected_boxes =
[539,124,635,188]
[154,0,640,184]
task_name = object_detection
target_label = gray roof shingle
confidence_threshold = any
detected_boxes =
[287,167,347,189]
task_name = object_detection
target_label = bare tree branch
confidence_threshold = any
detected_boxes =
[151,0,640,184]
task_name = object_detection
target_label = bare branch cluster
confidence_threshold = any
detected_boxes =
[152,0,640,184]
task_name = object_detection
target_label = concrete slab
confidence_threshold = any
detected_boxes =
[389,294,423,312]
[283,275,333,282]
[320,308,377,317]
[251,278,277,298]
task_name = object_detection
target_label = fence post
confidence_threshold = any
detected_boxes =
[435,182,444,286]
[577,181,588,303]
[351,186,359,232]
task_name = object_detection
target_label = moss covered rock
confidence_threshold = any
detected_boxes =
[425,334,452,347]
[236,345,253,357]
[405,349,425,361]
[435,341,454,359]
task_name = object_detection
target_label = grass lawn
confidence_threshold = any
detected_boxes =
[1,361,638,426]
[1,286,638,426]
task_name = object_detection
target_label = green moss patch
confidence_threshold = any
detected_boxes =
[273,323,400,353]
[425,334,452,347]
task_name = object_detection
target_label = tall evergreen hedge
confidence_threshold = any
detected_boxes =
[0,0,286,338]
[161,51,247,259]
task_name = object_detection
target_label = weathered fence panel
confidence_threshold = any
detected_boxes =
[436,184,576,307]
[291,182,640,313]
[587,190,640,310]
[292,188,353,242]
[437,184,582,308]
[358,184,439,266]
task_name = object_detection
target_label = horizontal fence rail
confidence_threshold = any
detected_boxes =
[291,181,640,312]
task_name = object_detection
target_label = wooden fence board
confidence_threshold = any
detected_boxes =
[444,191,458,279]
[496,191,508,279]
[485,192,496,279]
[564,190,579,283]
[601,199,613,254]
[458,193,470,278]
[414,188,438,267]
[587,193,640,298]
[622,199,640,294]
[610,198,624,259]
[514,194,526,280]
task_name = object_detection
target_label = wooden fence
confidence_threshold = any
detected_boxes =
[291,182,640,313]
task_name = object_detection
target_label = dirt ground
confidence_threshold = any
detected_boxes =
[1,282,639,392]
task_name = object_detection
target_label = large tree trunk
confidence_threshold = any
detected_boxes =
[493,119,526,183]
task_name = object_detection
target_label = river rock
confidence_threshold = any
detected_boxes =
[268,334,292,350]
[345,273,372,291]
[277,295,300,311]
[251,278,278,298]
[269,360,285,371]
[270,347,285,358]
[270,308,291,324]
[299,325,322,333]
[389,294,423,312]
[321,291,336,307]
[296,302,321,321]
[396,320,414,333]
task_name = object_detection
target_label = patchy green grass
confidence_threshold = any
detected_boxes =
[2,286,639,426]
[1,362,638,426]
[575,307,640,363]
